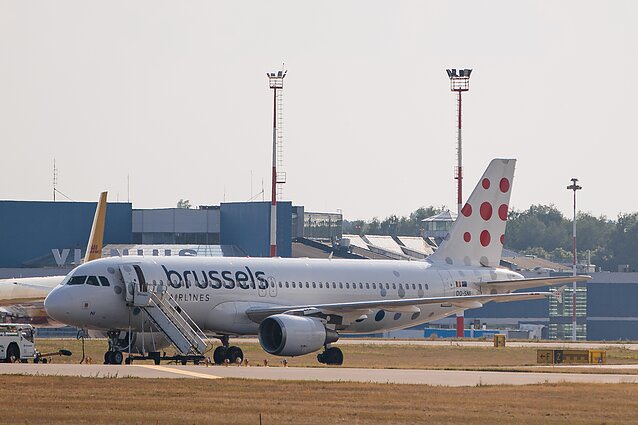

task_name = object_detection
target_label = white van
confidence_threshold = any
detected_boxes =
[0,324,36,362]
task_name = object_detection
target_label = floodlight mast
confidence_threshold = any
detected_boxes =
[446,68,472,339]
[446,68,472,216]
[567,178,582,341]
[267,68,287,257]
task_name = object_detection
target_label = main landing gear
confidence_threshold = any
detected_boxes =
[213,335,244,365]
[317,345,343,365]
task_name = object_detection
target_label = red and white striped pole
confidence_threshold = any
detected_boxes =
[270,86,278,257]
[447,68,471,338]
[456,90,463,216]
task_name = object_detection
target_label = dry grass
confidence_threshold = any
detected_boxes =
[0,375,637,424]
[34,338,638,371]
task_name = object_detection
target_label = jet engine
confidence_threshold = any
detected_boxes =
[258,314,338,356]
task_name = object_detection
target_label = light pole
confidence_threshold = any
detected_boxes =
[446,68,472,338]
[267,69,287,257]
[445,68,472,215]
[567,178,582,341]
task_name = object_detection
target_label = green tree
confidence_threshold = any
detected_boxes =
[609,213,638,271]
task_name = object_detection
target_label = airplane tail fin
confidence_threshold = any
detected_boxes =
[428,158,516,268]
[84,191,108,263]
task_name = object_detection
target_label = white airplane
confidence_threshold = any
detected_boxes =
[44,159,590,365]
[0,192,108,325]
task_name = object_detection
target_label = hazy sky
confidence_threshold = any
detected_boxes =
[1,1,636,220]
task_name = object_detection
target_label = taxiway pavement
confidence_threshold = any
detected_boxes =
[1,363,636,386]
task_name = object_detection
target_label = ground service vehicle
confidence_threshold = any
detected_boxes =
[0,323,36,363]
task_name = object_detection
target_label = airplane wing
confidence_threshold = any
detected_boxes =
[480,275,591,293]
[245,291,551,323]
[0,276,64,307]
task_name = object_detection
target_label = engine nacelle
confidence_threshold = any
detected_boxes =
[258,314,338,357]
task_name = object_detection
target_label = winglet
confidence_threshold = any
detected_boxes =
[84,191,107,263]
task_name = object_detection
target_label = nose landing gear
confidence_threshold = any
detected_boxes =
[104,330,129,364]
[104,350,124,365]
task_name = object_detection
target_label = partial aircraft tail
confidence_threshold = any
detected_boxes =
[429,158,516,268]
[84,191,108,263]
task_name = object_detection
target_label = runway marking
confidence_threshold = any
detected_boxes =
[137,365,222,380]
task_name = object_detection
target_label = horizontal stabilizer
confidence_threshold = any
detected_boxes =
[481,275,591,293]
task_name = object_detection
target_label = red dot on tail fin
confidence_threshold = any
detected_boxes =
[498,204,508,221]
[480,230,491,247]
[500,178,510,193]
[480,202,493,221]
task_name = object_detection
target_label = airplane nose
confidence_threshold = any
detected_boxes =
[44,286,71,324]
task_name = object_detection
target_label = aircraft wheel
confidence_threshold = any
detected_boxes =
[213,346,227,365]
[225,346,243,364]
[112,351,124,365]
[324,347,343,366]
[104,351,112,364]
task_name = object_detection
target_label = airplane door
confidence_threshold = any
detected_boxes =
[437,271,455,296]
[132,265,150,306]
[267,276,277,297]
[119,264,150,306]
[120,265,138,304]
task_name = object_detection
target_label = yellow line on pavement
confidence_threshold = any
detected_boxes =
[137,365,222,380]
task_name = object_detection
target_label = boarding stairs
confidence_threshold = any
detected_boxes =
[120,265,208,356]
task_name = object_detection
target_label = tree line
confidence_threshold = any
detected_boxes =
[343,204,638,272]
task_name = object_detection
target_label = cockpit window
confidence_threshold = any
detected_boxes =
[86,276,100,286]
[99,276,111,287]
[67,276,87,285]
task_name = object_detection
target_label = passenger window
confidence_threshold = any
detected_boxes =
[332,282,336,289]
[346,283,350,289]
[339,282,343,289]
[68,276,87,285]
[392,283,397,290]
[86,276,100,286]
[366,283,370,289]
[278,282,282,288]
[292,282,296,288]
[285,282,289,288]
[373,283,377,289]
[418,284,423,290]
[412,284,416,290]
[319,283,323,288]
[306,282,310,288]
[312,282,316,288]
[385,283,390,289]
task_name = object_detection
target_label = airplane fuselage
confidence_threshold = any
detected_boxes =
[45,256,523,336]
